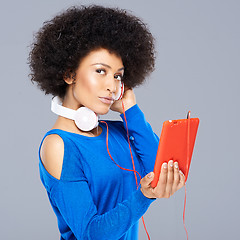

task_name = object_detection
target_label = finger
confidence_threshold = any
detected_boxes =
[141,172,154,188]
[177,170,186,190]
[171,161,180,194]
[165,160,174,197]
[153,162,168,196]
[140,172,155,198]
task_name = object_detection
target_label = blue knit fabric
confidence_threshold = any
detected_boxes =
[38,104,159,240]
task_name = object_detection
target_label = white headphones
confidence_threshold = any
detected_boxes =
[51,82,124,132]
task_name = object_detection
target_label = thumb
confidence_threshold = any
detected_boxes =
[141,172,154,187]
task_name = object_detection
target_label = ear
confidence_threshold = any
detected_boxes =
[64,77,73,85]
[63,70,76,85]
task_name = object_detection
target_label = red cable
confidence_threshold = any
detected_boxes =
[121,101,150,240]
[99,100,150,240]
[101,103,190,239]
[100,120,142,184]
[121,101,139,187]
[182,111,191,240]
[183,184,188,240]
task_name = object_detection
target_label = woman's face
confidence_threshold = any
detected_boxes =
[64,48,124,115]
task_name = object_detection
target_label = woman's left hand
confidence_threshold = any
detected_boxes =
[140,161,185,199]
[110,85,136,114]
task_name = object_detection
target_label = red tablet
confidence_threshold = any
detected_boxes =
[151,112,199,188]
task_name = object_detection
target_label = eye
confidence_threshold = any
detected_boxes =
[96,69,106,75]
[114,75,123,81]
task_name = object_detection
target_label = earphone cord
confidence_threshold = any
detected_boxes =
[101,105,190,240]
[121,101,151,240]
[100,100,151,240]
[182,113,191,240]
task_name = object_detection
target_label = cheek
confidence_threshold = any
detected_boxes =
[77,73,101,94]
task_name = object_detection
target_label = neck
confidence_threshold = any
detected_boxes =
[62,86,83,110]
[52,116,101,137]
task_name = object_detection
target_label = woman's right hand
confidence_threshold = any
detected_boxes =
[140,160,185,199]
[110,85,136,114]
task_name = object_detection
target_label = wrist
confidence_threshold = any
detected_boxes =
[140,187,156,200]
[121,101,136,114]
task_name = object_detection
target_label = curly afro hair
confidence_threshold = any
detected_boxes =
[28,5,156,98]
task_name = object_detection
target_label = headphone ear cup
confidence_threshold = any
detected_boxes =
[51,96,99,132]
[75,107,99,131]
[115,81,124,101]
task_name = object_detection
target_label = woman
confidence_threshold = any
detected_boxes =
[28,5,185,240]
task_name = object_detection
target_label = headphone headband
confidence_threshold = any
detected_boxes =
[51,96,76,120]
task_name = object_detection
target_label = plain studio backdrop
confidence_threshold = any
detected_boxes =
[1,0,239,239]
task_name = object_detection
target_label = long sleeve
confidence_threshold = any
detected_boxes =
[120,104,159,175]
[51,179,155,240]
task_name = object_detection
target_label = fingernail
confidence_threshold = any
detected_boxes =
[148,172,153,178]
[169,160,173,167]
[174,162,178,169]
[179,170,184,175]
[163,163,168,169]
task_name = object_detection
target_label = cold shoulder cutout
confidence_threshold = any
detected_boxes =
[40,134,64,180]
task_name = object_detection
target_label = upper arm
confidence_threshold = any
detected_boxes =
[40,134,64,180]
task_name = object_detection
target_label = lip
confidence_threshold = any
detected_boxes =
[99,97,114,104]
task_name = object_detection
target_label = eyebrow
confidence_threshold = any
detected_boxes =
[91,63,124,71]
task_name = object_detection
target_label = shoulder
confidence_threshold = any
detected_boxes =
[102,120,125,133]
[40,134,64,180]
[104,120,124,128]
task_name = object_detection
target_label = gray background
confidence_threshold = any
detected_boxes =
[1,0,239,239]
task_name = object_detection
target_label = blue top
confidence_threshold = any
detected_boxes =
[38,104,159,240]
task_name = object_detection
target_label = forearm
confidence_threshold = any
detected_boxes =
[86,189,155,239]
[52,181,155,240]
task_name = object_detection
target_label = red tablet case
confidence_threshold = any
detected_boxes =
[151,116,199,188]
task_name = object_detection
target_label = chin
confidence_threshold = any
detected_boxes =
[95,105,111,115]
[97,109,110,116]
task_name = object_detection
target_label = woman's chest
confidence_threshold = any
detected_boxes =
[76,136,142,208]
